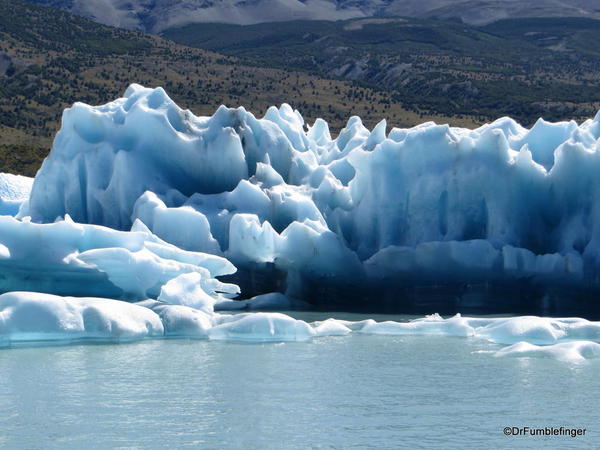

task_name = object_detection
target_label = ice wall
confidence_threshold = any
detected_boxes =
[22,85,600,306]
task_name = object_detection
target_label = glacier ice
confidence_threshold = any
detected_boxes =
[19,84,600,309]
[0,173,33,216]
[136,300,213,338]
[3,289,600,361]
[208,312,316,342]
[495,341,600,362]
[4,84,600,360]
[356,313,592,345]
[0,214,238,301]
[312,318,353,336]
[214,292,311,311]
[0,292,164,343]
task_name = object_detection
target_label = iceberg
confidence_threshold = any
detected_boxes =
[136,299,213,338]
[0,215,238,301]
[3,290,600,362]
[0,291,164,344]
[495,341,600,362]
[4,85,600,361]
[357,313,600,345]
[208,312,316,342]
[0,291,362,345]
[19,84,600,309]
[0,173,33,216]
[214,292,311,311]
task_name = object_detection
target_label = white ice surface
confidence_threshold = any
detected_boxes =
[209,312,316,342]
[495,341,600,362]
[0,292,163,343]
[136,299,213,338]
[0,173,33,216]
[2,291,600,361]
[0,215,238,301]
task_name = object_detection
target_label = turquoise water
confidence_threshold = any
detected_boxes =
[0,313,598,449]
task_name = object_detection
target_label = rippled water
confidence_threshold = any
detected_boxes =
[0,312,598,449]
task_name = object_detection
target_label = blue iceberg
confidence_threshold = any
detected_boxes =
[12,84,600,310]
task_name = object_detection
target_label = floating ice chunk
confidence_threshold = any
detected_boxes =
[359,313,474,337]
[137,300,213,338]
[208,312,315,342]
[312,319,352,336]
[353,314,600,348]
[475,316,566,345]
[495,341,600,362]
[3,289,600,361]
[563,319,600,341]
[335,319,377,331]
[0,292,163,343]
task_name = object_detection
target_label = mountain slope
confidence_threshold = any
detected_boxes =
[163,17,600,125]
[27,0,600,32]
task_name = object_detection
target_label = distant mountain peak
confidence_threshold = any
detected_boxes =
[26,0,600,32]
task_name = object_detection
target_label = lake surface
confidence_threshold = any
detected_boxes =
[0,312,598,449]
